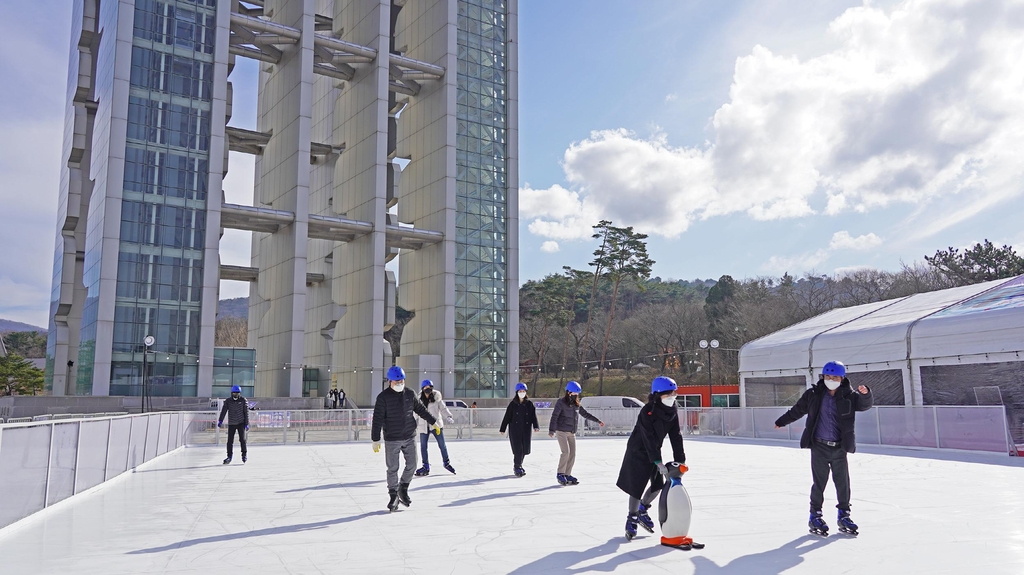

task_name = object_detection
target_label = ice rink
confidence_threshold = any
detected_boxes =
[1,436,1023,574]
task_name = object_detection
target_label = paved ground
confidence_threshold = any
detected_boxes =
[2,436,1023,574]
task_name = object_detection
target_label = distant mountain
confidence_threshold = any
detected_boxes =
[218,297,249,319]
[0,319,46,333]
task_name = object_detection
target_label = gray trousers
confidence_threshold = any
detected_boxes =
[385,437,418,490]
[555,430,576,475]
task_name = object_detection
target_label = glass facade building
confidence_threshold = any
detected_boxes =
[455,0,509,398]
[47,0,517,402]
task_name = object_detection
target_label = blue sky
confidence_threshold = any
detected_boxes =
[2,0,1024,328]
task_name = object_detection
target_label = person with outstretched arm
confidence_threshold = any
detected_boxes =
[217,385,249,464]
[775,361,873,536]
[548,380,604,486]
[371,366,439,512]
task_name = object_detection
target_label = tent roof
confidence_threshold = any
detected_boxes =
[739,274,1024,375]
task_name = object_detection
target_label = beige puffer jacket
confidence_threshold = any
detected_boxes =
[414,390,454,434]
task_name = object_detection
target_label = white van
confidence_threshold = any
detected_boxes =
[580,396,644,433]
[444,399,469,409]
[580,396,644,410]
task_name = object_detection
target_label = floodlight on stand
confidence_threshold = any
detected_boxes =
[699,339,709,349]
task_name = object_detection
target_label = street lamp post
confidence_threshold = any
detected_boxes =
[698,339,719,407]
[142,335,155,413]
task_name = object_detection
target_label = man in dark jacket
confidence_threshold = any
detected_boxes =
[217,385,249,464]
[775,361,873,535]
[372,366,438,511]
[617,376,686,539]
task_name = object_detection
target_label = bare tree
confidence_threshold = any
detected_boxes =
[215,317,249,347]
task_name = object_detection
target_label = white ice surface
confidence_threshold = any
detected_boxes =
[2,437,1023,574]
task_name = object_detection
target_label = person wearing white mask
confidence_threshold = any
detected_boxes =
[499,382,540,477]
[775,361,872,536]
[616,376,686,541]
[371,366,440,512]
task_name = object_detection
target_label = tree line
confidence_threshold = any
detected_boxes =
[520,232,1024,393]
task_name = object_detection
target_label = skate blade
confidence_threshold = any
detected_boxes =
[839,528,859,536]
[809,529,829,537]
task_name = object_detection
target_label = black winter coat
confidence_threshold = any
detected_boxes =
[500,398,540,455]
[548,398,600,434]
[371,386,436,442]
[616,399,685,499]
[218,396,249,426]
[775,378,873,453]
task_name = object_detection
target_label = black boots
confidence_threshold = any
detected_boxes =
[397,482,412,507]
[387,489,400,512]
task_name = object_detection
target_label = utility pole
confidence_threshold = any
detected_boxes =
[699,339,719,407]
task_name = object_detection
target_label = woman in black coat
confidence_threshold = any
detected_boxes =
[617,376,686,540]
[500,382,540,477]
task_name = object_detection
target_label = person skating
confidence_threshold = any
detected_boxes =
[548,380,604,485]
[499,382,540,477]
[617,376,686,541]
[774,361,873,536]
[413,379,457,476]
[217,385,249,464]
[371,366,440,511]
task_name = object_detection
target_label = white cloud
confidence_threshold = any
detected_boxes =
[524,0,1024,245]
[665,93,678,102]
[829,230,883,251]
[761,249,830,273]
[519,183,603,240]
[540,241,560,253]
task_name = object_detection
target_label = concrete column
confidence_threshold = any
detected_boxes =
[252,0,316,397]
[330,0,391,407]
[394,0,457,398]
[506,0,521,395]
[199,0,235,397]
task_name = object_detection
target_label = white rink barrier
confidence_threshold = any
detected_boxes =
[183,405,1013,455]
[0,412,191,530]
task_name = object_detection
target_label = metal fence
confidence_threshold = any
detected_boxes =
[0,412,191,530]
[181,405,1014,455]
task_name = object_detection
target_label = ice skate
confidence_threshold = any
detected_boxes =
[414,465,430,477]
[443,462,456,474]
[837,510,858,536]
[398,482,412,507]
[625,513,639,541]
[241,455,247,463]
[636,503,655,533]
[809,511,829,536]
[222,457,231,465]
[556,473,568,486]
[514,466,526,477]
[387,489,400,512]
[564,474,579,485]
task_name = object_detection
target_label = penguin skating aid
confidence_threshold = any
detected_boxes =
[658,462,705,550]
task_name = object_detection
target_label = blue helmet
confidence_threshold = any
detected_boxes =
[822,361,846,377]
[421,379,434,388]
[566,381,582,394]
[386,365,406,381]
[651,376,677,394]
[515,382,528,392]
[231,385,242,393]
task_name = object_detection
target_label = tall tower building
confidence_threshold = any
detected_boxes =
[45,0,519,406]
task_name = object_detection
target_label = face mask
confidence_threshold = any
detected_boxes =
[231,393,239,399]
[661,396,676,407]
[517,391,526,399]
[824,378,841,390]
[393,383,405,392]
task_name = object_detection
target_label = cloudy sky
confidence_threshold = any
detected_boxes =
[2,0,1024,328]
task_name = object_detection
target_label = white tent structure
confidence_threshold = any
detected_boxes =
[738,274,1024,442]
